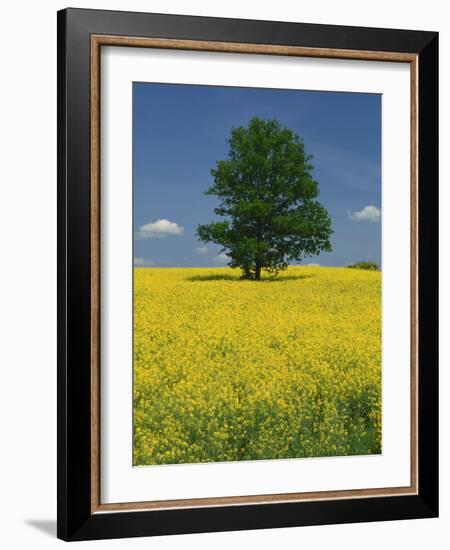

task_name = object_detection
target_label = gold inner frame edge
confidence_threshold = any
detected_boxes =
[90,35,419,514]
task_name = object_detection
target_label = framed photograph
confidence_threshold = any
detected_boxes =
[57,8,438,541]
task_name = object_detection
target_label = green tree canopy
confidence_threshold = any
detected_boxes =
[197,117,333,280]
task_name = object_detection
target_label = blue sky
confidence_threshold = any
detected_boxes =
[133,82,381,268]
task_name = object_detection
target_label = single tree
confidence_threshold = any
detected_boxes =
[197,117,333,280]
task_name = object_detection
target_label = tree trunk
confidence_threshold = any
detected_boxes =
[254,263,261,281]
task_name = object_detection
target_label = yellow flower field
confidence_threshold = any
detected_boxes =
[133,266,381,465]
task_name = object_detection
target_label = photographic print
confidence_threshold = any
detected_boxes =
[58,10,438,539]
[133,83,382,466]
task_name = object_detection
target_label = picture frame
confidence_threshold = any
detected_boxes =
[57,7,438,541]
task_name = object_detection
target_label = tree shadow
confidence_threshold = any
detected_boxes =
[185,273,314,283]
[270,274,314,282]
[186,273,239,282]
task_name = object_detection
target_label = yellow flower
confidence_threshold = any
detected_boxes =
[133,266,381,465]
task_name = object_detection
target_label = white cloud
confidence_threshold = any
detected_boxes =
[134,258,155,266]
[137,219,184,238]
[305,263,320,267]
[213,252,230,265]
[195,246,208,255]
[348,205,381,222]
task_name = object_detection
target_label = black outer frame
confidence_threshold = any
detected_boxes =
[57,7,438,542]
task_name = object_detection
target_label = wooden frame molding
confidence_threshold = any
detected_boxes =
[90,34,419,515]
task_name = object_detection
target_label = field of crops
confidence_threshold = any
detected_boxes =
[133,266,381,466]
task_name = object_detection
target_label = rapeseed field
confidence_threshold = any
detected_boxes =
[133,266,381,465]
